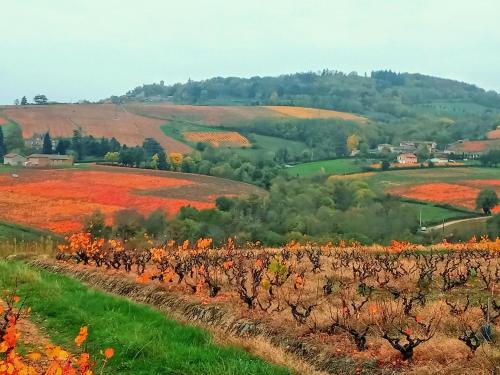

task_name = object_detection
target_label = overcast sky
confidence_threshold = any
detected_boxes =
[1,0,499,104]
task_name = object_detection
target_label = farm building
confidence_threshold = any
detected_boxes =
[26,154,73,167]
[397,153,418,164]
[3,153,27,166]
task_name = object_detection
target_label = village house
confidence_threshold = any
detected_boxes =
[26,154,73,167]
[397,153,418,164]
[3,153,27,166]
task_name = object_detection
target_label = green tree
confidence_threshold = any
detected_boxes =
[104,151,120,164]
[33,94,48,105]
[142,138,164,159]
[150,154,159,169]
[42,132,52,154]
[476,189,499,215]
[20,96,28,105]
[157,151,170,170]
[71,128,84,161]
[381,160,391,171]
[0,127,6,158]
[5,126,24,151]
[55,139,70,155]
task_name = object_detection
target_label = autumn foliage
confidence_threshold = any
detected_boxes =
[0,289,113,375]
[56,232,500,370]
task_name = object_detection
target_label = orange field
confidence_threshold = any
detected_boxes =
[2,104,191,154]
[183,131,250,147]
[447,139,500,153]
[487,127,500,139]
[264,105,367,122]
[125,103,366,125]
[0,166,261,234]
[0,116,7,125]
[389,180,500,212]
[125,103,283,125]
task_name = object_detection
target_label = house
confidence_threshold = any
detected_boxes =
[26,154,73,167]
[377,144,397,153]
[397,153,418,164]
[3,153,27,166]
[400,141,437,153]
[25,133,57,149]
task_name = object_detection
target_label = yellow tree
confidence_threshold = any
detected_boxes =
[169,152,183,171]
[347,134,360,153]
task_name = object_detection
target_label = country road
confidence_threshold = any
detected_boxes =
[427,215,488,231]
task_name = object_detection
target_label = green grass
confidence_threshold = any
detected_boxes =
[0,221,54,242]
[234,134,309,161]
[401,202,473,226]
[354,167,500,193]
[0,261,291,375]
[286,158,367,177]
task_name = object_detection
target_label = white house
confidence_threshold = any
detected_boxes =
[397,153,418,164]
[3,153,27,166]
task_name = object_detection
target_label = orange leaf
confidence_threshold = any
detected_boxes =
[104,348,114,359]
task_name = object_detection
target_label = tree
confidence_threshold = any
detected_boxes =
[5,126,24,151]
[169,153,183,171]
[42,132,53,154]
[416,144,430,162]
[20,96,28,105]
[83,210,110,239]
[13,99,19,106]
[55,139,70,155]
[381,160,391,171]
[72,128,84,161]
[33,94,48,105]
[0,127,6,158]
[157,151,170,170]
[346,134,360,153]
[142,138,164,159]
[150,154,159,169]
[104,151,120,164]
[476,189,499,215]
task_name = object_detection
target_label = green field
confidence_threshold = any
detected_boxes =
[0,221,56,242]
[401,202,473,226]
[234,133,309,161]
[0,261,290,375]
[356,167,500,192]
[286,158,367,177]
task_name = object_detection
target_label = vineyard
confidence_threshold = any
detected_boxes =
[52,234,500,374]
[264,106,367,122]
[389,181,500,213]
[0,166,260,234]
[124,103,365,126]
[488,127,500,139]
[1,104,191,154]
[183,131,251,147]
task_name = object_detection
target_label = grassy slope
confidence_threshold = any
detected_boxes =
[400,202,471,226]
[286,159,365,177]
[359,167,499,191]
[0,221,56,242]
[0,261,290,375]
[234,134,308,161]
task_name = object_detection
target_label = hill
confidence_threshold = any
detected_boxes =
[119,70,500,144]
[0,104,192,154]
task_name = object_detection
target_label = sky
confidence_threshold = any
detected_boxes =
[1,0,500,104]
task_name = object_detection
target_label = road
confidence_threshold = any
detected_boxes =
[426,216,488,232]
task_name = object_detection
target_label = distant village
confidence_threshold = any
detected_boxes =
[3,133,73,168]
[372,139,481,166]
